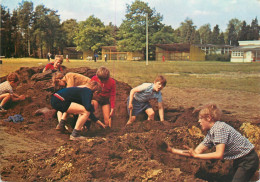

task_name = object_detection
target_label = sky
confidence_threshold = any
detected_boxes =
[1,0,260,32]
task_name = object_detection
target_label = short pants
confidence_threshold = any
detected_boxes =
[92,94,110,106]
[51,94,71,112]
[127,96,152,116]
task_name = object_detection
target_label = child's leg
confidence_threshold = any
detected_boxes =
[66,102,90,131]
[91,100,98,111]
[102,104,111,127]
[145,108,155,121]
[0,93,11,107]
[57,111,63,122]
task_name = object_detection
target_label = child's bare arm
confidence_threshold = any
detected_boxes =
[128,87,140,109]
[158,102,164,121]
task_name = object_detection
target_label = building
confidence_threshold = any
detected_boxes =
[155,44,205,61]
[101,46,144,61]
[63,47,95,60]
[231,40,260,62]
[196,44,233,55]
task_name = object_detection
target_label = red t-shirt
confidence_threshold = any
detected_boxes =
[91,75,116,109]
[44,63,63,72]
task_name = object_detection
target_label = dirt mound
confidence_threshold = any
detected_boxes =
[0,66,259,182]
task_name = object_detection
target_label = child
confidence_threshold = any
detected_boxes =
[126,75,167,125]
[0,73,26,112]
[165,104,259,182]
[52,72,92,130]
[91,66,116,128]
[52,72,91,89]
[43,55,63,72]
[51,81,106,141]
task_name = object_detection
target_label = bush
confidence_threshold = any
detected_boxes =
[206,54,231,62]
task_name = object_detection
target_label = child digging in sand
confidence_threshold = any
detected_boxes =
[126,75,167,125]
[0,73,26,112]
[164,103,259,182]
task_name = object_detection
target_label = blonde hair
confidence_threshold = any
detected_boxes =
[55,55,64,63]
[87,81,102,93]
[52,72,64,86]
[7,72,19,83]
[199,104,222,122]
[154,75,167,87]
[96,66,110,81]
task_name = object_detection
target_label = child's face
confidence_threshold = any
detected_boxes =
[54,59,62,68]
[10,81,19,88]
[153,81,164,92]
[198,115,211,131]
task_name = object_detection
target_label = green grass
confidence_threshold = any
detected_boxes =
[1,58,260,93]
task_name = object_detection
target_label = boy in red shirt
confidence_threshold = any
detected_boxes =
[43,55,63,72]
[91,67,116,127]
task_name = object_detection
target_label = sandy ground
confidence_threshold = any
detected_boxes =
[0,66,259,182]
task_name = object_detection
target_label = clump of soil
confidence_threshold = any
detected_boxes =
[0,66,259,182]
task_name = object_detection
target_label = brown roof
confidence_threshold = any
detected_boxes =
[101,46,117,51]
[63,47,83,53]
[155,44,190,51]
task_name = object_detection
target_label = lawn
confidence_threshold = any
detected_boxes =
[0,58,259,93]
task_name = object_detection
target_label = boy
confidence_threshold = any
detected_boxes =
[91,67,116,128]
[51,81,106,141]
[126,75,167,125]
[0,73,26,112]
[43,55,63,72]
[165,104,259,182]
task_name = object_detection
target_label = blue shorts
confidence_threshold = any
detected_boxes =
[51,95,71,112]
[127,97,152,116]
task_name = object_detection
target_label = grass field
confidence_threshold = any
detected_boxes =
[0,58,260,93]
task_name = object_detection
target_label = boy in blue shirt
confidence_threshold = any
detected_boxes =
[126,75,167,125]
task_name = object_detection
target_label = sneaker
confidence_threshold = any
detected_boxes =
[56,124,66,132]
[0,106,7,113]
[69,135,87,141]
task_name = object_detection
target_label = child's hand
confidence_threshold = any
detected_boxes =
[128,103,133,110]
[19,95,26,100]
[109,108,114,117]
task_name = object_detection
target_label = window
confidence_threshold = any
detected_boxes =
[232,51,244,57]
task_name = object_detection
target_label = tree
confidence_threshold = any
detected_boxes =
[212,25,220,44]
[32,5,63,58]
[226,19,242,46]
[74,15,115,53]
[117,0,164,54]
[61,19,78,47]
[178,18,196,43]
[17,1,33,56]
[248,17,259,40]
[0,5,12,57]
[238,21,249,41]
[198,24,212,44]
[151,25,175,44]
[11,9,23,57]
[218,32,225,45]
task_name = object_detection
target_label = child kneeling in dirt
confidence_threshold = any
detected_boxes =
[91,66,116,128]
[50,81,106,141]
[164,104,259,182]
[0,73,26,112]
[126,75,167,125]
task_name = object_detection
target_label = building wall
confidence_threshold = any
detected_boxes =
[231,51,252,62]
[190,45,205,61]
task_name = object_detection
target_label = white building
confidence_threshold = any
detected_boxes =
[231,40,260,62]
